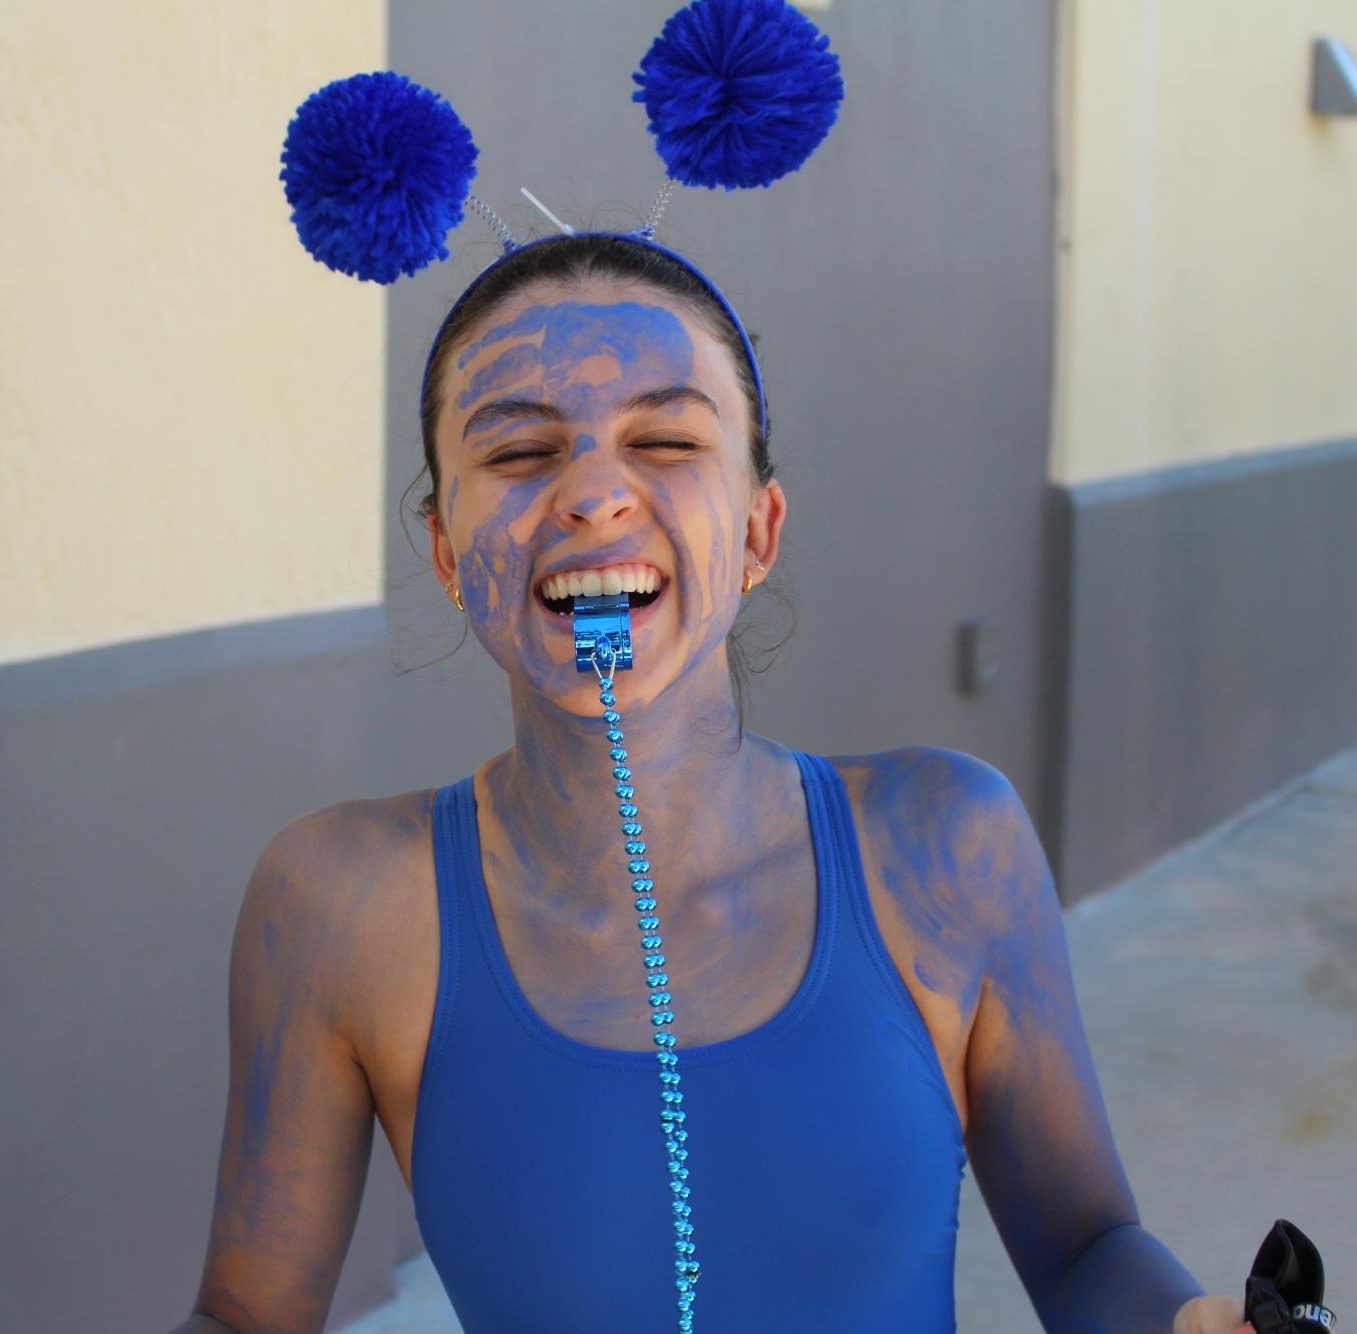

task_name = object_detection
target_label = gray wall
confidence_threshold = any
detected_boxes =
[1,622,514,1331]
[0,2,1058,1328]
[1047,439,1357,900]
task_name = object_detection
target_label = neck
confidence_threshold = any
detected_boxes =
[478,654,770,910]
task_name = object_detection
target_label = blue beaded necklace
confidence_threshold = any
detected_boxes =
[573,593,700,1333]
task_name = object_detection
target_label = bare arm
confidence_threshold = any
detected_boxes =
[953,758,1203,1329]
[857,747,1210,1329]
[179,818,376,1334]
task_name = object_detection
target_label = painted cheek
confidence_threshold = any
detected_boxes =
[459,475,550,621]
[646,472,739,672]
[458,481,574,686]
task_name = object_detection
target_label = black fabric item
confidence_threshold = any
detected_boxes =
[1245,1220,1336,1333]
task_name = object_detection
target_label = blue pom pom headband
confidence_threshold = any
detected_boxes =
[279,0,844,441]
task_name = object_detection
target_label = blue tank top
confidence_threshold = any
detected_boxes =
[412,751,966,1332]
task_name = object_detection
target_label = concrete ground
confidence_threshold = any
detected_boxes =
[339,747,1357,1333]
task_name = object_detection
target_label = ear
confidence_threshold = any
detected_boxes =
[744,479,787,588]
[429,512,458,590]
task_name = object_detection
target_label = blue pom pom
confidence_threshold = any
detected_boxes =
[281,72,478,284]
[633,0,844,190]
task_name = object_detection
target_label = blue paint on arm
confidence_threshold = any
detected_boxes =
[863,748,1202,1329]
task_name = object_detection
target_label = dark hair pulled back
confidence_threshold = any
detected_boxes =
[415,233,772,521]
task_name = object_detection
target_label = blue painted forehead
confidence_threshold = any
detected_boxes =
[420,232,768,441]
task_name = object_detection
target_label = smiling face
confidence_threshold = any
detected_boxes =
[429,276,784,715]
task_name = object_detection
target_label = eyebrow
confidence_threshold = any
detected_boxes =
[462,398,564,441]
[617,385,721,419]
[461,386,719,441]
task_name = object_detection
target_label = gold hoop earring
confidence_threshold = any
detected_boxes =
[444,578,464,612]
[741,569,755,596]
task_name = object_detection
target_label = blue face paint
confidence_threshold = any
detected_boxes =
[438,290,788,1009]
[459,343,541,409]
[464,415,558,453]
[457,301,696,417]
[445,297,749,707]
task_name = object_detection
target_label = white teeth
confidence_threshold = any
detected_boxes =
[540,563,663,603]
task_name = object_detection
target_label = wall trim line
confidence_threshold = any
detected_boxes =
[0,605,387,714]
[1067,435,1357,506]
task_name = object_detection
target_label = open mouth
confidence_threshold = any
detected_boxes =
[536,562,666,617]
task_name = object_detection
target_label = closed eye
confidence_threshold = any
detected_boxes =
[487,446,558,465]
[632,439,699,452]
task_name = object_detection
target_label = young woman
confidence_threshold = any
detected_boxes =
[174,235,1250,1333]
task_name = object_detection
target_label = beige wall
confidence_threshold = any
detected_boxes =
[0,1,386,664]
[1052,1,1357,486]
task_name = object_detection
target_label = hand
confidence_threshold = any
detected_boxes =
[1173,1294,1252,1334]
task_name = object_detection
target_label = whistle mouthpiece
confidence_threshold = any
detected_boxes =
[573,593,633,672]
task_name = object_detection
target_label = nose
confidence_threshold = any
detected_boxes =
[554,437,640,530]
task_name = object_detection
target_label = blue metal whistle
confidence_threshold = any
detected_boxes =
[573,593,633,672]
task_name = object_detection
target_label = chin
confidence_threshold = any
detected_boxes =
[541,659,665,720]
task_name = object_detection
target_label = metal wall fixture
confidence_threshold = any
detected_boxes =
[1311,36,1357,117]
[956,615,1000,698]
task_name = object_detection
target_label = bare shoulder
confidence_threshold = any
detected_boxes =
[194,791,438,1330]
[830,743,1037,891]
[240,790,437,1034]
[255,789,434,888]
[824,746,1048,1057]
[829,743,1018,825]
